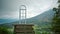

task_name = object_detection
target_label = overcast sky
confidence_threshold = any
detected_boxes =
[0,0,58,19]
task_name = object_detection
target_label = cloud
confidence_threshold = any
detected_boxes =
[0,0,58,19]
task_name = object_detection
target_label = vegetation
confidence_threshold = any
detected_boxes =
[0,26,9,34]
[0,26,13,34]
[33,25,52,34]
[52,0,60,34]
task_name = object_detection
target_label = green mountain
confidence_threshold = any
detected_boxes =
[0,9,54,28]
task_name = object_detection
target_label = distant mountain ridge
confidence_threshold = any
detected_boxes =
[0,19,18,24]
[0,9,54,28]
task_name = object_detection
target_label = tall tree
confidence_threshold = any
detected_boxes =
[52,0,60,34]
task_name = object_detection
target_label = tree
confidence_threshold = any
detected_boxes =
[52,0,60,34]
[0,26,9,34]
